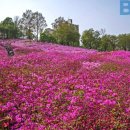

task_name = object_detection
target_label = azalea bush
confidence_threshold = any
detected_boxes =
[0,40,130,130]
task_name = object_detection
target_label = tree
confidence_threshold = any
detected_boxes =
[0,22,5,38]
[126,34,130,50]
[53,22,80,46]
[19,10,47,40]
[13,16,22,38]
[2,17,14,38]
[2,17,14,25]
[0,17,20,39]
[81,28,100,49]
[32,12,47,41]
[100,35,111,51]
[110,35,117,51]
[40,32,56,43]
[100,35,117,51]
[19,10,34,39]
[52,17,65,29]
[118,34,130,50]
[100,28,106,36]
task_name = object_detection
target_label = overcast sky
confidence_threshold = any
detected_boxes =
[0,0,130,35]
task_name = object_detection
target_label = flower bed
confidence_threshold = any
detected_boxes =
[0,40,130,129]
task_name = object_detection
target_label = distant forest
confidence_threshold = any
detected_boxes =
[0,9,130,51]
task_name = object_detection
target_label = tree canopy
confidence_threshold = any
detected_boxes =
[0,10,130,51]
[52,17,80,46]
[81,28,100,49]
[19,10,47,40]
[0,17,21,39]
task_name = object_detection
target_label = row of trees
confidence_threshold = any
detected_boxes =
[40,17,130,51]
[81,28,130,51]
[40,17,80,46]
[0,10,47,41]
[0,17,21,39]
[0,9,130,51]
[0,11,80,46]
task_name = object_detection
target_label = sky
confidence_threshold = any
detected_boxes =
[0,0,130,35]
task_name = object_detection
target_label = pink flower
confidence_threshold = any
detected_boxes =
[15,115,22,123]
[126,107,130,113]
[2,122,9,128]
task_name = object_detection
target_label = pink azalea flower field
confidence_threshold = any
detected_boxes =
[0,40,130,130]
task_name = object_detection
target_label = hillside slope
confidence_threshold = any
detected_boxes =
[0,40,130,130]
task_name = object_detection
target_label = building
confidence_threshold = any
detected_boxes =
[67,19,79,33]
[44,28,54,35]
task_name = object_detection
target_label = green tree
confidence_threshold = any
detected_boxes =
[0,22,6,38]
[40,32,56,43]
[110,35,117,51]
[118,34,130,50]
[2,17,14,38]
[52,17,65,29]
[0,17,20,39]
[100,35,117,51]
[126,34,130,50]
[100,35,111,51]
[13,16,22,38]
[40,28,56,43]
[81,28,100,49]
[53,22,80,46]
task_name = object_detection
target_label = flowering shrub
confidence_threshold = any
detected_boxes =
[0,40,130,129]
